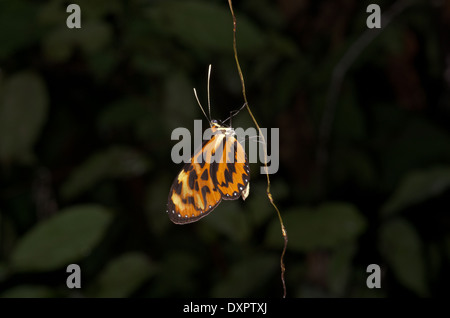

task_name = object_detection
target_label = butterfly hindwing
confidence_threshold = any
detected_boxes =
[210,135,250,201]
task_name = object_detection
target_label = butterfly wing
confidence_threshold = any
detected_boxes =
[210,135,250,201]
[167,137,223,224]
[167,127,250,224]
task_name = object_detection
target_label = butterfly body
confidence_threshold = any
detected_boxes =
[167,120,250,224]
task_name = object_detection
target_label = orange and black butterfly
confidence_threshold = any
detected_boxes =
[166,65,250,224]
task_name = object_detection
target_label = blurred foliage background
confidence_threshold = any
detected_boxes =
[0,0,450,298]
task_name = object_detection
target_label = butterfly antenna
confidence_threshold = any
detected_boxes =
[193,88,210,124]
[207,64,212,121]
[193,65,214,124]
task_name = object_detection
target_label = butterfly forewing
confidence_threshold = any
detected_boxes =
[167,156,222,224]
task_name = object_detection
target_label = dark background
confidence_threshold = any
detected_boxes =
[1,0,449,298]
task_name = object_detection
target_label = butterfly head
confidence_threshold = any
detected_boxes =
[210,119,222,133]
[210,119,220,127]
[210,119,229,129]
[210,119,235,136]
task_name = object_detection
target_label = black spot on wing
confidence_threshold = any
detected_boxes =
[201,186,210,209]
[188,169,198,190]
[186,196,196,207]
[201,169,209,181]
[227,160,236,172]
[173,180,183,195]
[198,157,206,169]
[210,160,219,185]
[223,166,233,185]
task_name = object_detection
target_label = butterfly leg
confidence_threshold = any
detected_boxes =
[223,102,247,127]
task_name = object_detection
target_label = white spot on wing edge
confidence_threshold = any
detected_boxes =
[242,183,250,200]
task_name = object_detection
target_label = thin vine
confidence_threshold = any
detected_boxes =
[227,0,288,298]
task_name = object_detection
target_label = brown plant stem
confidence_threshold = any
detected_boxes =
[228,0,288,298]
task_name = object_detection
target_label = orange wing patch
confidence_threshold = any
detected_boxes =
[167,123,250,224]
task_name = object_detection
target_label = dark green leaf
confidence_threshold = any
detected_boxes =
[10,204,112,272]
[381,166,450,216]
[266,202,366,252]
[374,111,450,190]
[88,252,156,298]
[378,218,428,296]
[328,243,357,296]
[43,20,112,62]
[0,1,42,59]
[0,263,8,283]
[211,254,278,297]
[201,202,249,243]
[98,99,148,132]
[246,182,276,227]
[0,72,49,164]
[150,252,199,296]
[0,285,56,298]
[147,1,265,54]
[61,146,150,200]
